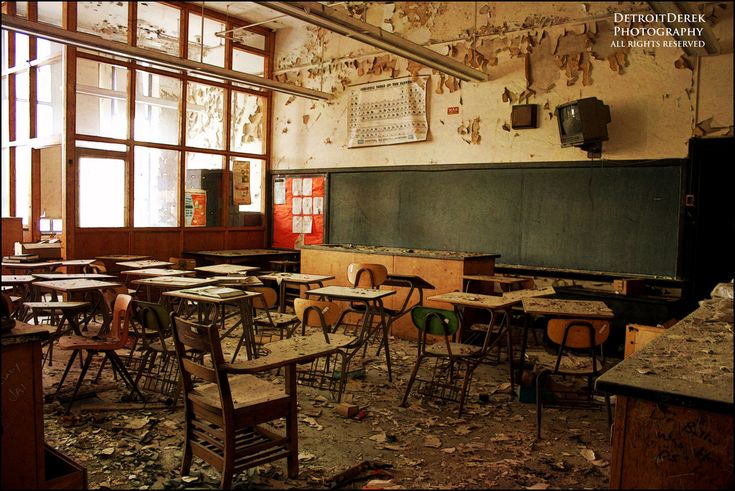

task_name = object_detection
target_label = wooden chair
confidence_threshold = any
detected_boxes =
[170,314,297,489]
[335,263,389,340]
[54,293,145,414]
[247,286,299,354]
[293,298,362,401]
[401,306,491,416]
[535,318,612,439]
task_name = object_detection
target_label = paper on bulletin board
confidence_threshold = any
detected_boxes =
[185,189,207,227]
[274,178,286,205]
[292,178,302,197]
[313,197,323,215]
[292,197,302,215]
[303,178,313,196]
[232,160,251,205]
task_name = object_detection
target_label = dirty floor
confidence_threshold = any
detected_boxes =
[41,316,616,490]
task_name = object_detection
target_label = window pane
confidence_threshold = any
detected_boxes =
[137,2,180,56]
[228,158,263,227]
[232,30,265,51]
[77,1,128,44]
[1,147,9,217]
[36,62,63,138]
[15,70,30,142]
[38,1,64,27]
[230,91,266,154]
[185,152,223,227]
[37,39,63,59]
[15,2,28,18]
[233,49,265,76]
[76,140,127,152]
[40,145,63,226]
[76,58,128,139]
[15,146,31,226]
[134,146,179,227]
[186,81,224,149]
[135,71,181,145]
[79,156,126,227]
[1,76,8,144]
[2,31,8,72]
[14,33,29,67]
[188,13,225,67]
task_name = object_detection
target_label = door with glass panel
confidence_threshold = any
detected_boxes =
[77,151,128,228]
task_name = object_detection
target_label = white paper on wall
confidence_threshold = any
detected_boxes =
[303,178,313,196]
[302,197,313,215]
[274,179,286,205]
[292,178,303,197]
[292,216,303,233]
[313,197,324,215]
[303,215,313,234]
[292,197,302,215]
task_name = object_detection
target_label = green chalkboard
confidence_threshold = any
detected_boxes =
[328,161,685,278]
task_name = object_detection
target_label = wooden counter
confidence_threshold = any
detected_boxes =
[595,296,733,489]
[2,322,87,489]
[300,244,500,339]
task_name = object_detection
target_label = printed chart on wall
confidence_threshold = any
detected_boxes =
[272,175,326,249]
[348,76,429,148]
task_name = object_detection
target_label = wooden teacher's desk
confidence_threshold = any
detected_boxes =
[300,244,501,340]
[595,295,733,489]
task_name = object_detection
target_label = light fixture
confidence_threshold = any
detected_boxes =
[1,15,332,101]
[258,1,489,82]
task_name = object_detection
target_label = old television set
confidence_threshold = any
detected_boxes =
[555,97,611,157]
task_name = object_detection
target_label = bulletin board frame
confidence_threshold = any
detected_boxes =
[270,173,328,249]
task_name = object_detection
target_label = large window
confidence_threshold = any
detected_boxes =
[2,1,273,235]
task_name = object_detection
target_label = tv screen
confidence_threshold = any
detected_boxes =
[555,97,610,149]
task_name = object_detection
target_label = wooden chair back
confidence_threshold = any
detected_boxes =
[347,263,388,288]
[169,257,196,270]
[83,260,107,274]
[547,318,610,349]
[107,293,133,349]
[248,286,278,310]
[171,314,225,389]
[294,298,342,328]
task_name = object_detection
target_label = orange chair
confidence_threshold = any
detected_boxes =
[54,293,145,414]
[535,318,612,439]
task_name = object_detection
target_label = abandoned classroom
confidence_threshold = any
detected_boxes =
[1,1,733,490]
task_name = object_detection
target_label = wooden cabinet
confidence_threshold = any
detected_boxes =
[300,244,499,340]
[623,323,665,357]
[1,323,87,489]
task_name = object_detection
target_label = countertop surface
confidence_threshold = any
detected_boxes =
[596,296,733,413]
[301,243,501,260]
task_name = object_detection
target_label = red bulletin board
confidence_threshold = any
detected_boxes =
[272,174,326,249]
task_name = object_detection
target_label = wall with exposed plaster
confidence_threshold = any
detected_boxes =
[270,2,733,170]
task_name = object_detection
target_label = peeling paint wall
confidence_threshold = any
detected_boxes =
[271,1,733,170]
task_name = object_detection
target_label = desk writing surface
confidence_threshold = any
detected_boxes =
[522,297,614,318]
[258,272,334,284]
[61,259,96,266]
[2,261,63,270]
[306,285,396,301]
[226,333,356,373]
[131,276,219,288]
[596,297,733,413]
[194,264,260,274]
[116,260,174,269]
[2,275,36,284]
[501,286,556,302]
[383,274,435,290]
[31,273,115,280]
[428,291,520,310]
[96,254,150,261]
[121,268,192,277]
[32,279,122,292]
[209,276,264,287]
[163,288,261,304]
